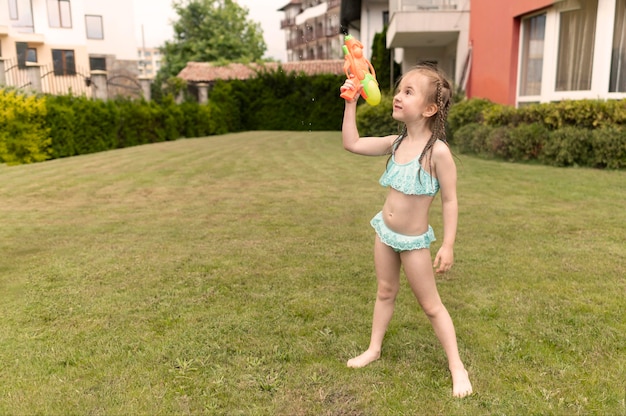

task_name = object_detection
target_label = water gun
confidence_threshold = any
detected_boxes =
[339,34,381,106]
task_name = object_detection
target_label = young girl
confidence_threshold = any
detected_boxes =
[340,64,473,398]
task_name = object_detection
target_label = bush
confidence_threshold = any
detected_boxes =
[447,98,494,135]
[0,90,51,165]
[449,98,626,169]
[453,122,494,155]
[493,122,548,161]
[542,126,594,167]
[356,93,398,136]
[592,125,626,169]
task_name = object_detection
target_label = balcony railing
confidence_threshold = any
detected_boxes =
[286,22,342,49]
[281,17,296,28]
[391,0,461,13]
[327,0,341,10]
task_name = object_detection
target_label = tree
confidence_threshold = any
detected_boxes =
[370,26,401,92]
[158,0,267,81]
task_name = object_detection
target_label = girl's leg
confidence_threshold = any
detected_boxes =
[400,249,473,398]
[347,235,401,368]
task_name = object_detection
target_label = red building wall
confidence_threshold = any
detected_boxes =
[468,0,555,106]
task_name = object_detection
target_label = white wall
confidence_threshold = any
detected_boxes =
[85,0,137,59]
[360,0,387,60]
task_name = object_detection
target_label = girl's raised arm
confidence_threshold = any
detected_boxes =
[341,79,395,156]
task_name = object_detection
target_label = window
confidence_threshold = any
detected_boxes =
[85,15,103,39]
[52,49,76,75]
[89,57,106,71]
[609,0,626,92]
[519,14,546,96]
[48,0,72,28]
[9,0,18,19]
[9,0,34,33]
[555,0,598,91]
[16,42,37,69]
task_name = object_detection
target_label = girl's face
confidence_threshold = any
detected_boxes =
[392,71,436,124]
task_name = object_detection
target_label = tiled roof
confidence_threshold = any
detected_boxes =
[278,0,302,11]
[177,60,345,83]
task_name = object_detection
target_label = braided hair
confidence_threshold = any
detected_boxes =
[387,64,453,179]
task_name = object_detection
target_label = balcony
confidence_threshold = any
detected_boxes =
[387,0,468,48]
[281,17,296,28]
[390,0,462,13]
[327,0,341,10]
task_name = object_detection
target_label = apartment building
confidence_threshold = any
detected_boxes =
[386,0,470,87]
[279,0,344,61]
[0,0,139,97]
[138,46,161,79]
[279,0,469,87]
[469,0,626,106]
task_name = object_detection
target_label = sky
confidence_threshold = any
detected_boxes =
[133,0,288,62]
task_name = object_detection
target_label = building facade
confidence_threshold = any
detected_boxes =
[386,0,470,87]
[279,0,469,89]
[0,0,140,97]
[137,46,161,79]
[468,0,626,106]
[279,0,344,61]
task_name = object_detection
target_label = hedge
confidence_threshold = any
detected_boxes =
[3,83,625,170]
[1,71,347,165]
[449,98,626,169]
[0,89,51,165]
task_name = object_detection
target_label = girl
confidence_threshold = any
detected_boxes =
[340,64,473,398]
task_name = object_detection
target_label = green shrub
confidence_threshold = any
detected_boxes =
[0,90,51,165]
[449,98,625,169]
[542,126,594,167]
[483,103,520,127]
[208,81,242,134]
[207,71,345,132]
[453,122,494,155]
[447,98,494,134]
[356,93,398,136]
[592,125,626,169]
[491,122,548,161]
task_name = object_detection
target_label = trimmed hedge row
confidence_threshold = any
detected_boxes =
[355,95,625,169]
[4,82,625,169]
[0,90,51,165]
[1,71,347,165]
[448,98,626,169]
[46,96,214,159]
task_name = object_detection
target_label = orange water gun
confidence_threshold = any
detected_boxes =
[339,34,381,106]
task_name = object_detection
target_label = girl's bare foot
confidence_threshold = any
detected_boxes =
[347,349,380,368]
[451,367,473,398]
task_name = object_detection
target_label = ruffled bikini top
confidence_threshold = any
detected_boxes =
[379,140,440,196]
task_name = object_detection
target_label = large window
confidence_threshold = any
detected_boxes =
[89,57,106,72]
[9,0,18,19]
[85,15,103,39]
[519,14,546,96]
[555,0,598,91]
[609,0,626,92]
[47,0,72,28]
[52,49,76,76]
[16,42,37,69]
[9,0,34,33]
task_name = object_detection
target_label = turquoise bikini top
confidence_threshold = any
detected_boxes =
[379,141,440,196]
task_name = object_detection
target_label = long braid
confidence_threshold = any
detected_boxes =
[419,72,452,178]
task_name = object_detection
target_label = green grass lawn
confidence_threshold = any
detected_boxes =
[1,131,625,415]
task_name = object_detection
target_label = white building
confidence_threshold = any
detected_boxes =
[137,46,161,79]
[0,0,140,97]
[279,0,344,62]
[278,0,469,87]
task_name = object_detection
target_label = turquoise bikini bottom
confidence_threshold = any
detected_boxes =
[370,211,436,253]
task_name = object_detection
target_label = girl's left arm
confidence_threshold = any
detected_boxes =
[432,143,458,273]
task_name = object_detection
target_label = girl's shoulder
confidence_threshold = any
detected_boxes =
[431,139,452,158]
